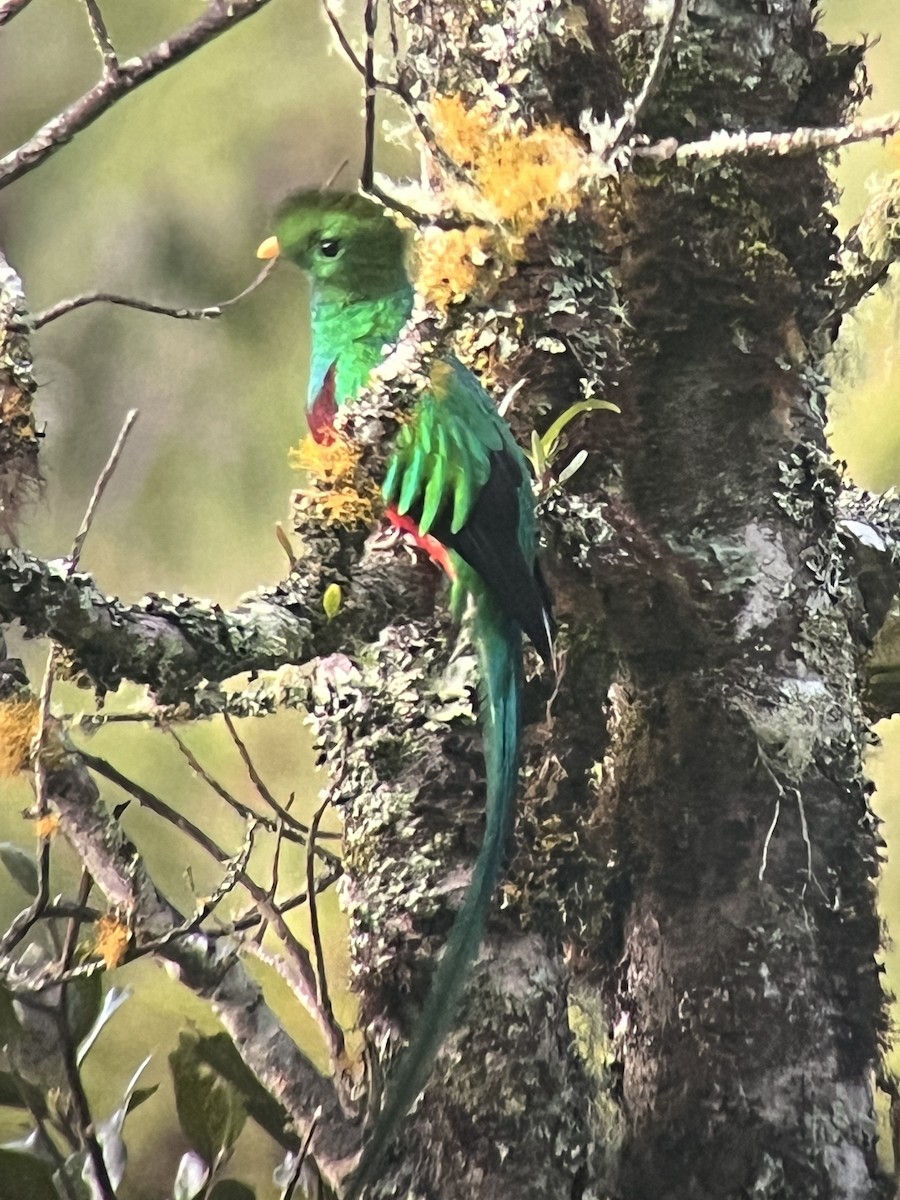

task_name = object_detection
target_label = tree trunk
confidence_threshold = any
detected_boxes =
[330,2,893,1197]
[1,2,896,1198]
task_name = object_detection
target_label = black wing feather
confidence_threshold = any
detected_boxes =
[427,448,554,664]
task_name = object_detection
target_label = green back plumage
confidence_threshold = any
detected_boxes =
[272,190,550,1196]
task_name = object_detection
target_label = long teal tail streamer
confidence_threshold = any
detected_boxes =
[345,594,522,1198]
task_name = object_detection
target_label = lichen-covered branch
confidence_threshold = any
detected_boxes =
[0,526,435,703]
[0,652,360,1186]
[0,251,40,540]
[834,170,900,318]
[836,488,900,720]
[47,744,360,1185]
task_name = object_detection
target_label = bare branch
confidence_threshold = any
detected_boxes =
[612,0,685,148]
[170,726,294,832]
[223,711,325,844]
[634,108,900,166]
[306,798,336,1027]
[361,0,378,192]
[320,0,366,76]
[32,261,276,330]
[41,745,360,1184]
[70,410,138,566]
[0,0,33,27]
[81,749,347,1064]
[80,0,119,80]
[282,1108,322,1200]
[0,0,279,190]
[57,999,118,1200]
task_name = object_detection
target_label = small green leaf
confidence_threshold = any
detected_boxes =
[65,971,104,1051]
[173,1150,209,1200]
[557,449,589,485]
[0,1149,59,1200]
[125,1084,159,1115]
[529,428,545,475]
[0,843,39,897]
[76,986,131,1065]
[322,583,342,619]
[208,1181,256,1200]
[539,399,620,462]
[194,1033,299,1151]
[170,1033,247,1165]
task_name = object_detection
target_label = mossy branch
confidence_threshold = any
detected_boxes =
[0,528,436,704]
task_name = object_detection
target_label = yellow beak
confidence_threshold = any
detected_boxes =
[256,235,281,260]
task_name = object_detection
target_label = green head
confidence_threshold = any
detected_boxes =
[260,190,410,303]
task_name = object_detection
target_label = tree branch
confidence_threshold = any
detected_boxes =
[10,724,361,1187]
[0,0,280,191]
[0,0,33,27]
[634,108,900,166]
[31,261,276,330]
[0,251,40,540]
[0,521,437,702]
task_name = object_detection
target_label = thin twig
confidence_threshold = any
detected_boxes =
[306,797,335,1022]
[613,0,685,147]
[316,0,459,189]
[0,0,32,25]
[170,726,337,856]
[170,727,280,827]
[281,1107,322,1200]
[758,793,781,883]
[256,794,294,946]
[0,0,278,190]
[320,0,365,76]
[60,871,94,973]
[223,713,325,843]
[70,410,138,566]
[387,1,399,62]
[82,750,346,1056]
[361,0,378,192]
[363,179,468,230]
[57,1003,118,1200]
[32,260,276,331]
[80,0,119,79]
[324,158,351,189]
[633,108,900,166]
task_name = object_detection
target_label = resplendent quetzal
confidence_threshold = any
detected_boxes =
[258,190,552,1194]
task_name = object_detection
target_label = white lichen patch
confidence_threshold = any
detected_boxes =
[731,522,795,638]
[732,675,841,781]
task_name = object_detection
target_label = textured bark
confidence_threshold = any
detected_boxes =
[2,2,898,1198]
[323,2,896,1198]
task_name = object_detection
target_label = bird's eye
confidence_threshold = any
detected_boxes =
[319,239,342,259]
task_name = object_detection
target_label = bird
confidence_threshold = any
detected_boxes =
[258,190,553,1195]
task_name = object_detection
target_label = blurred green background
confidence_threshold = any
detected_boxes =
[0,0,899,1194]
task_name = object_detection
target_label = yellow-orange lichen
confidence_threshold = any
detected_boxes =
[0,697,40,778]
[294,486,378,529]
[290,434,378,528]
[92,914,131,970]
[34,813,60,840]
[290,432,361,483]
[415,225,497,311]
[430,95,584,237]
